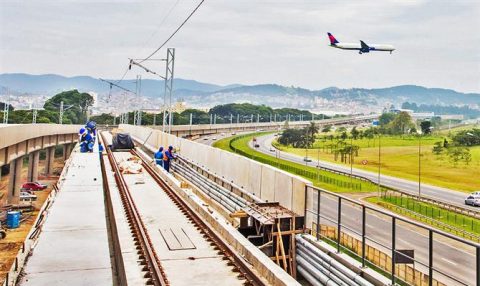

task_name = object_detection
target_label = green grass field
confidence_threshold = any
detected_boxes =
[214,133,379,193]
[275,135,480,192]
[366,196,480,237]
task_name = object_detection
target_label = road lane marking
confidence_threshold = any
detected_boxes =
[441,258,458,266]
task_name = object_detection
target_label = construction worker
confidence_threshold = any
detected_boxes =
[163,146,175,172]
[79,131,94,153]
[86,121,97,139]
[154,147,164,168]
[98,142,104,159]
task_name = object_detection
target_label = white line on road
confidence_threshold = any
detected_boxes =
[441,257,458,266]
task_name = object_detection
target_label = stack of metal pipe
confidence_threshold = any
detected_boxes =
[172,161,247,213]
[296,235,374,286]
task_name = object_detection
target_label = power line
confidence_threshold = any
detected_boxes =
[99,78,135,94]
[140,0,206,63]
[138,0,181,55]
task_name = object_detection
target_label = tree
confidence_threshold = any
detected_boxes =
[340,131,348,141]
[44,90,94,124]
[321,125,332,133]
[389,112,414,134]
[337,126,347,133]
[432,141,444,156]
[452,129,480,146]
[307,122,319,139]
[420,121,432,134]
[379,113,396,126]
[351,126,360,140]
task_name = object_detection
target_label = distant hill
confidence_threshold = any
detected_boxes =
[0,73,230,97]
[1,73,479,113]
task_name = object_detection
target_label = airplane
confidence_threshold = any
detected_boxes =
[327,33,395,54]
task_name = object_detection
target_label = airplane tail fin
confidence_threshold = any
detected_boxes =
[328,33,339,45]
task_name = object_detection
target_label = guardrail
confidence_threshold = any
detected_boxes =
[229,134,364,191]
[269,139,480,220]
[305,185,480,286]
[378,199,480,243]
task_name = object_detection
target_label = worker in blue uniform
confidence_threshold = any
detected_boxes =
[154,147,164,168]
[163,146,175,172]
[79,131,94,153]
[85,121,97,141]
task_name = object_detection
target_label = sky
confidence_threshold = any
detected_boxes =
[0,0,479,93]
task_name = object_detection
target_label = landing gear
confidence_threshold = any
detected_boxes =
[359,51,362,54]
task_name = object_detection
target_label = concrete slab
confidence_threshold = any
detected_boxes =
[114,152,245,286]
[19,149,112,285]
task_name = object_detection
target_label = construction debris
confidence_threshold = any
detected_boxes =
[118,156,143,174]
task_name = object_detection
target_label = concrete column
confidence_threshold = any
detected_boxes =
[27,151,40,182]
[7,157,24,205]
[44,147,55,175]
[62,145,68,161]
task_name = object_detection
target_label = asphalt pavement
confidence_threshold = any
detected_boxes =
[256,133,478,211]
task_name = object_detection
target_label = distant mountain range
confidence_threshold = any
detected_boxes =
[1,73,479,113]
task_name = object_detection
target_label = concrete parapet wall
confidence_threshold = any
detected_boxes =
[120,124,312,214]
[0,124,80,165]
[134,147,299,286]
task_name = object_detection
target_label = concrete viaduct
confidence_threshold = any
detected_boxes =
[0,115,376,204]
[0,124,80,205]
[161,114,378,137]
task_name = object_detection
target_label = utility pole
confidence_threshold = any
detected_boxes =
[214,114,217,124]
[113,115,116,125]
[59,101,64,124]
[257,114,260,123]
[162,48,175,133]
[153,113,156,126]
[3,101,9,124]
[32,108,37,124]
[189,113,193,125]
[237,114,239,124]
[230,114,233,124]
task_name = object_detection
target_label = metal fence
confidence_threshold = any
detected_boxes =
[305,185,480,286]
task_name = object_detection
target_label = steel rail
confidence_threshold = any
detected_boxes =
[132,149,267,286]
[103,135,169,286]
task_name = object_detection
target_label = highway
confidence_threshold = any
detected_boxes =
[315,193,475,285]
[198,131,477,285]
[255,133,478,211]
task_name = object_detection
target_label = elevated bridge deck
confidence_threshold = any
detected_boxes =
[18,146,113,285]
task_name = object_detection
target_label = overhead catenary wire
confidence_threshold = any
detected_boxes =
[138,0,181,56]
[140,0,206,63]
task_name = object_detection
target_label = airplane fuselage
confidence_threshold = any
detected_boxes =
[327,33,395,54]
[331,42,395,53]
[332,42,394,51]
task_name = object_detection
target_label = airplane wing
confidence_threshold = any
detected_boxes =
[360,40,370,50]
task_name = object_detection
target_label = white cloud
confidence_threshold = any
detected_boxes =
[0,0,479,92]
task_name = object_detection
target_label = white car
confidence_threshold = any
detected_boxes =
[20,191,37,201]
[465,195,480,207]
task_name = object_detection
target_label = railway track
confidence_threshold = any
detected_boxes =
[104,139,169,286]
[131,149,266,286]
[101,131,266,286]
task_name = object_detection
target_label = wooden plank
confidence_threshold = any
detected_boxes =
[159,228,196,250]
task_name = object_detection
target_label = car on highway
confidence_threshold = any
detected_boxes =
[203,137,209,140]
[212,137,217,140]
[254,143,260,148]
[269,148,276,152]
[21,182,47,191]
[231,132,237,135]
[465,195,480,206]
[303,157,312,162]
